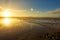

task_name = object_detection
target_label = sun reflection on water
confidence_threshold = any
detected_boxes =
[3,18,11,25]
[1,18,21,27]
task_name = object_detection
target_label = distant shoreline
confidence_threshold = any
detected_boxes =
[0,17,60,18]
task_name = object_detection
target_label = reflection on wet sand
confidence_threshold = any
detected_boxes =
[3,18,11,25]
[0,18,24,28]
[0,18,60,40]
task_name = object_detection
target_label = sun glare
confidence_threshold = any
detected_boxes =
[2,9,11,17]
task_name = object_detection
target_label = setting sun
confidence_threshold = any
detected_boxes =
[2,9,11,17]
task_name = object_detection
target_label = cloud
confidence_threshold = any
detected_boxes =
[48,9,60,14]
[30,8,34,11]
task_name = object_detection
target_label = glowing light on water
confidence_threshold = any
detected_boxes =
[3,18,10,25]
[1,18,21,27]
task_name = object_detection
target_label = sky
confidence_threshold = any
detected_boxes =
[0,0,60,17]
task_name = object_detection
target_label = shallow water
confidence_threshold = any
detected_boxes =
[0,18,60,40]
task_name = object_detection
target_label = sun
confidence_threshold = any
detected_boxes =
[2,9,11,17]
